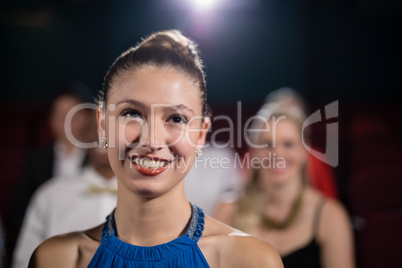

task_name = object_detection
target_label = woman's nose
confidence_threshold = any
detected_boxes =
[270,144,285,157]
[141,120,166,151]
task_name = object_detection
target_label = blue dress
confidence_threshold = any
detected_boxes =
[88,204,210,267]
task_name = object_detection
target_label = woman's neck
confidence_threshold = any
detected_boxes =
[114,182,191,246]
[263,177,303,208]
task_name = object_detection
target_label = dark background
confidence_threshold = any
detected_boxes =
[1,0,400,104]
[1,0,401,267]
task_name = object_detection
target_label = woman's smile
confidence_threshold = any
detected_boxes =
[101,65,210,197]
[129,155,173,176]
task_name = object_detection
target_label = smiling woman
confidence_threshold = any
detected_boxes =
[214,105,355,268]
[28,30,283,268]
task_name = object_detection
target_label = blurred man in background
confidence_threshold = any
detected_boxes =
[6,82,93,264]
[12,110,117,268]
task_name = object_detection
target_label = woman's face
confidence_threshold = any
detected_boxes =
[252,118,306,186]
[98,66,209,198]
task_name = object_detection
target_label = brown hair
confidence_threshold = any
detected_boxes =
[99,30,211,117]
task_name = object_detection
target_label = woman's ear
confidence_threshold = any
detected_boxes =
[196,117,211,147]
[97,106,106,142]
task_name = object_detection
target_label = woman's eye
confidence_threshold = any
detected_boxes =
[284,141,294,148]
[168,115,188,124]
[121,109,143,118]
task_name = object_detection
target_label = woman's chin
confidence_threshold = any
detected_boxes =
[121,163,185,198]
[263,167,291,185]
[269,166,287,175]
[125,179,169,199]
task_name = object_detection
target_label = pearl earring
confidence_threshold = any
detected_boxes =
[99,137,108,149]
[195,148,202,158]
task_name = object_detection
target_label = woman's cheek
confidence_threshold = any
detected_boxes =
[119,122,138,145]
[186,130,201,148]
[108,120,143,161]
[167,124,196,152]
[165,126,186,147]
[295,147,307,167]
[283,149,304,172]
[253,148,269,160]
[186,118,205,146]
[123,122,142,145]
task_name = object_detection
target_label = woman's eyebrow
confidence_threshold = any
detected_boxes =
[115,99,145,109]
[115,100,194,115]
[164,104,195,115]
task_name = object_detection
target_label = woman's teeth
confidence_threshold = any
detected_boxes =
[131,158,167,169]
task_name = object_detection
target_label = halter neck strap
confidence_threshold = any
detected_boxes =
[186,203,205,242]
[101,203,205,243]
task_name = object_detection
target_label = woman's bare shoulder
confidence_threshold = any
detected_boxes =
[319,197,353,237]
[29,225,103,268]
[221,232,284,268]
[305,188,351,229]
[201,216,283,268]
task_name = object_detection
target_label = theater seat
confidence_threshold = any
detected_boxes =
[355,211,402,268]
[350,163,402,219]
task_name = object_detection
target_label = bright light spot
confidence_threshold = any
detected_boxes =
[192,0,217,11]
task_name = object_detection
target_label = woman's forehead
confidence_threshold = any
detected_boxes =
[107,66,202,112]
[259,118,301,140]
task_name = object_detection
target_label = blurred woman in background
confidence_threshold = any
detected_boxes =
[215,105,354,268]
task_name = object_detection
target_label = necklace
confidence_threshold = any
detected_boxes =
[260,187,304,230]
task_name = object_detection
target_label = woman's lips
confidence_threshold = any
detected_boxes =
[129,155,172,176]
[269,167,287,175]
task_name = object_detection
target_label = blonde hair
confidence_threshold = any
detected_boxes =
[234,106,309,232]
